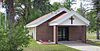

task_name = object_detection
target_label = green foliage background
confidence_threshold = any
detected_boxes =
[0,12,30,51]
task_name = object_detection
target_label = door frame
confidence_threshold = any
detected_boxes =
[58,26,69,41]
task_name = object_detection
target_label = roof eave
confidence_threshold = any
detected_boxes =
[25,25,37,28]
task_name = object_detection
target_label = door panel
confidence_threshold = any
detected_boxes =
[58,26,69,41]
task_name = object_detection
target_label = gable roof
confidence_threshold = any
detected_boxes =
[26,8,90,28]
[26,7,69,28]
[49,11,90,26]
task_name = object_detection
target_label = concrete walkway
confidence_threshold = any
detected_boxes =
[58,41,100,51]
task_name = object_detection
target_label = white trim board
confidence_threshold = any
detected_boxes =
[49,11,90,26]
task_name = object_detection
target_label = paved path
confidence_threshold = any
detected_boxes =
[58,41,100,51]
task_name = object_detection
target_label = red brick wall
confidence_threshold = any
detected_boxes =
[35,11,86,42]
[69,26,86,42]
[36,22,53,41]
[36,11,66,41]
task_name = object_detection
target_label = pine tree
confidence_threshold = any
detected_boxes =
[93,0,100,39]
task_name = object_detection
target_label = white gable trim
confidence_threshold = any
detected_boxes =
[74,11,90,25]
[59,16,88,26]
[49,11,90,26]
[26,8,69,28]
[49,11,74,25]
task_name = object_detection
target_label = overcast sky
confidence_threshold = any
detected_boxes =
[50,0,93,11]
[50,0,65,4]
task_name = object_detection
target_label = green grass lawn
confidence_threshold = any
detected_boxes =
[86,32,100,46]
[87,32,96,39]
[23,32,100,51]
[23,39,79,51]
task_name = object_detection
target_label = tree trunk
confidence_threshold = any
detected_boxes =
[6,0,16,50]
[96,11,100,39]
[24,0,31,24]
[94,0,100,39]
[6,0,15,25]
[0,0,2,2]
[0,0,3,27]
[68,0,71,10]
